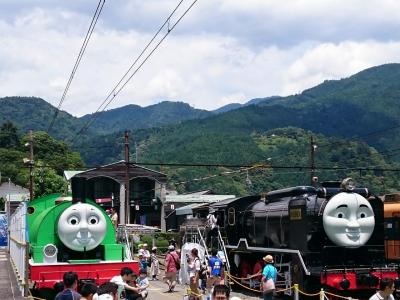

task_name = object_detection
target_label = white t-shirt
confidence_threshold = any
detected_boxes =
[188,257,201,278]
[207,214,217,229]
[111,213,118,226]
[110,275,128,299]
[143,249,150,259]
[98,294,114,300]
[137,277,149,290]
[369,292,395,300]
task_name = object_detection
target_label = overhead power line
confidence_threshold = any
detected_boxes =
[28,161,400,172]
[47,0,106,133]
[70,0,198,145]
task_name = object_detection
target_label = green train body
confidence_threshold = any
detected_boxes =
[27,194,124,263]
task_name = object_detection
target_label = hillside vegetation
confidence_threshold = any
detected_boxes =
[0,122,84,197]
[2,63,400,195]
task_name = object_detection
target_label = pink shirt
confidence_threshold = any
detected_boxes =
[165,251,180,272]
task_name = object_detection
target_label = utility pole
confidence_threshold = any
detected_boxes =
[29,130,34,201]
[135,142,138,163]
[124,131,130,224]
[310,135,316,186]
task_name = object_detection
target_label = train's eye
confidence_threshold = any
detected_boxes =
[358,212,366,218]
[337,212,344,218]
[68,216,79,225]
[88,216,99,225]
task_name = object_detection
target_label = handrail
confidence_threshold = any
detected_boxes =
[225,273,358,300]
[124,226,132,260]
[217,227,231,272]
[9,202,28,296]
[197,226,209,259]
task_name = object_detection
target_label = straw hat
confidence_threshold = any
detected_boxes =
[263,255,274,263]
[152,246,157,251]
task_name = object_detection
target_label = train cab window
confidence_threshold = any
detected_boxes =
[228,207,235,225]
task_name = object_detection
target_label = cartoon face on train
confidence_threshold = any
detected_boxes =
[57,203,107,251]
[323,192,375,248]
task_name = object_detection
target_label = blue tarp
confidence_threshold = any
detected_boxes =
[0,213,8,246]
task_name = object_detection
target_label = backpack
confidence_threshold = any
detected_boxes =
[195,258,207,279]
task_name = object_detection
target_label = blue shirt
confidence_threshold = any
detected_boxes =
[54,288,81,300]
[139,258,148,270]
[262,264,277,282]
[208,256,222,276]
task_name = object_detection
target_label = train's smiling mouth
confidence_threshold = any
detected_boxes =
[345,229,360,240]
[77,231,92,244]
[77,239,91,245]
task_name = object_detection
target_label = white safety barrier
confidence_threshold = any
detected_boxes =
[9,201,27,295]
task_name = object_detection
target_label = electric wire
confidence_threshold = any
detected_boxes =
[28,161,400,173]
[70,0,197,145]
[47,0,106,134]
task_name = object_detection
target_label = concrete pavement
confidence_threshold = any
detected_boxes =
[146,276,261,300]
[0,247,25,300]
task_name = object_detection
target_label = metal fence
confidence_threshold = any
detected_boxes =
[9,201,28,296]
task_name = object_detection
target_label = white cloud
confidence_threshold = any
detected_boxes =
[1,1,400,116]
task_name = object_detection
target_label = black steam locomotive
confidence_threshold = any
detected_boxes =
[211,178,399,297]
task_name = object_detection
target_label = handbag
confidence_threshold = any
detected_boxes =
[262,269,275,293]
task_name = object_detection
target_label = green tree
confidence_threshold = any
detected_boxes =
[0,121,19,148]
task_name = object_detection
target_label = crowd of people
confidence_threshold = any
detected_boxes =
[51,252,398,300]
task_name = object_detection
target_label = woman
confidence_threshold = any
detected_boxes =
[150,246,160,280]
[261,255,277,300]
[187,248,201,300]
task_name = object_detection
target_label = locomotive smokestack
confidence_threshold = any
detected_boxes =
[71,177,86,203]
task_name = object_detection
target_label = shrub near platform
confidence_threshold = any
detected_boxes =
[132,232,180,254]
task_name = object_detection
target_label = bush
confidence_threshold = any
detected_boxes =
[130,232,181,254]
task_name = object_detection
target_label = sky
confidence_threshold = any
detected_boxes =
[1,0,400,117]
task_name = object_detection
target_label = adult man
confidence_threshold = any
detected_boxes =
[163,245,180,292]
[206,210,218,247]
[369,278,396,300]
[110,267,141,300]
[55,271,82,300]
[97,282,119,300]
[110,207,118,229]
[207,249,223,293]
[212,284,230,300]
[80,282,98,300]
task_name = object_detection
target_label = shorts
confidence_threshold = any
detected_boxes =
[164,272,177,282]
[206,276,221,289]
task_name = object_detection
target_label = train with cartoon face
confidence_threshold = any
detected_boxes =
[27,188,138,299]
[211,178,399,297]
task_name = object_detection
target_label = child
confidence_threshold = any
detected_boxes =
[150,246,160,281]
[138,254,148,271]
[137,269,149,298]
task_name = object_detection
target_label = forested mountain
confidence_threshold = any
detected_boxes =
[0,97,88,141]
[79,126,400,195]
[76,63,400,194]
[2,63,400,195]
[79,101,212,134]
[0,97,212,138]
[213,96,282,114]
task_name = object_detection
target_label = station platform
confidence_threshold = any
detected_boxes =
[0,247,25,300]
[146,277,260,300]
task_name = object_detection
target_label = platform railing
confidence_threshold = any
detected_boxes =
[8,201,28,296]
